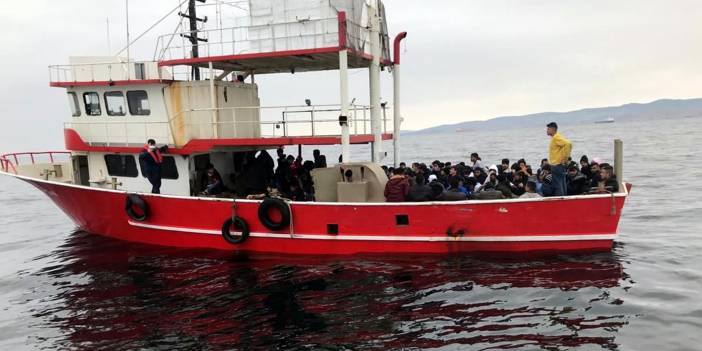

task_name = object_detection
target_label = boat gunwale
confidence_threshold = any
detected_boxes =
[1,169,630,207]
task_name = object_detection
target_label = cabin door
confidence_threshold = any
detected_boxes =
[72,156,90,186]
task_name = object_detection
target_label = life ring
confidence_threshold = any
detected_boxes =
[221,216,250,244]
[258,197,291,231]
[125,193,149,221]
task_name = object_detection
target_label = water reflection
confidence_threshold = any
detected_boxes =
[30,231,631,350]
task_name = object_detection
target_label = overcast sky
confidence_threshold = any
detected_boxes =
[1,0,701,151]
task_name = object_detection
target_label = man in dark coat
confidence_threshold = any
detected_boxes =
[406,175,433,202]
[139,139,168,194]
[566,165,590,195]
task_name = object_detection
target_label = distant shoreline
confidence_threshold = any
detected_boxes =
[405,98,702,135]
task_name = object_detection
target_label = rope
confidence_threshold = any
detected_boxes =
[115,0,189,56]
[286,199,295,238]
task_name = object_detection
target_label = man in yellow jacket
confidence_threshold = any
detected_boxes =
[546,122,572,196]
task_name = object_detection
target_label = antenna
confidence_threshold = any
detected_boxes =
[125,0,130,79]
[179,0,208,80]
[106,18,111,55]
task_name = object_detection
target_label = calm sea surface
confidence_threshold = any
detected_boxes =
[0,116,701,350]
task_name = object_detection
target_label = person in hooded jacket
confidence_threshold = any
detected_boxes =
[427,174,445,201]
[579,155,591,179]
[510,171,527,196]
[384,167,410,202]
[257,150,275,187]
[245,152,267,195]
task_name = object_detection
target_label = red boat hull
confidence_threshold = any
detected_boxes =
[15,175,628,255]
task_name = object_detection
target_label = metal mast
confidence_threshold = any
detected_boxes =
[179,0,208,80]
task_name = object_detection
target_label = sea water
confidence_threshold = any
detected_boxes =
[0,116,700,350]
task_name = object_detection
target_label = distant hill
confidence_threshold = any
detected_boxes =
[408,98,702,135]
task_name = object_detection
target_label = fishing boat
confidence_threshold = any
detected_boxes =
[0,0,631,255]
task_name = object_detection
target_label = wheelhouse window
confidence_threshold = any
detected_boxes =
[139,156,179,180]
[67,92,80,117]
[104,154,138,178]
[104,91,126,116]
[127,90,150,115]
[83,92,101,116]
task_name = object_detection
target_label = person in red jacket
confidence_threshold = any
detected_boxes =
[384,167,410,202]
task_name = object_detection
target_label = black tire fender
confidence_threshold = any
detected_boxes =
[257,197,291,231]
[221,216,250,244]
[125,193,149,222]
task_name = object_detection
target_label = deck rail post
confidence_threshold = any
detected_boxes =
[368,1,382,162]
[614,139,623,184]
[338,11,351,163]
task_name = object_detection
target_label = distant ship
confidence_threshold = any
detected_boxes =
[595,116,615,124]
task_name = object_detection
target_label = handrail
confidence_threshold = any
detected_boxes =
[63,103,393,146]
[48,61,169,84]
[155,17,370,62]
[0,151,70,175]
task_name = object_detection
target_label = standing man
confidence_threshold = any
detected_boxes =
[546,122,572,196]
[139,139,168,194]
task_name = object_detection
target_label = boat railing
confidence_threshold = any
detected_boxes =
[64,120,174,147]
[63,103,393,147]
[0,152,71,175]
[49,61,172,85]
[181,103,391,138]
[155,16,369,62]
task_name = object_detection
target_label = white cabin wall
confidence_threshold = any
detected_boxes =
[163,81,260,144]
[67,84,173,146]
[217,81,261,138]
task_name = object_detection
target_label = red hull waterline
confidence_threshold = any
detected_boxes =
[7,173,630,255]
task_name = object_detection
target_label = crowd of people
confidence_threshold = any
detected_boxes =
[199,147,327,201]
[381,153,619,202]
[194,121,619,202]
[382,122,620,202]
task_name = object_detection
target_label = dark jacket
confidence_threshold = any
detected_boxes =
[257,150,275,186]
[429,181,445,200]
[474,189,505,200]
[495,182,514,198]
[590,173,602,188]
[407,184,433,202]
[440,189,467,201]
[567,172,590,195]
[384,176,410,202]
[604,179,620,192]
[510,178,527,196]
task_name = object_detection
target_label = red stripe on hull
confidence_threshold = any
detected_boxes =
[21,177,626,255]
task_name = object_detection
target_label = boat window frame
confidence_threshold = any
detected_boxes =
[104,154,139,178]
[83,92,102,116]
[139,155,179,180]
[127,90,151,116]
[67,92,81,117]
[104,91,127,116]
